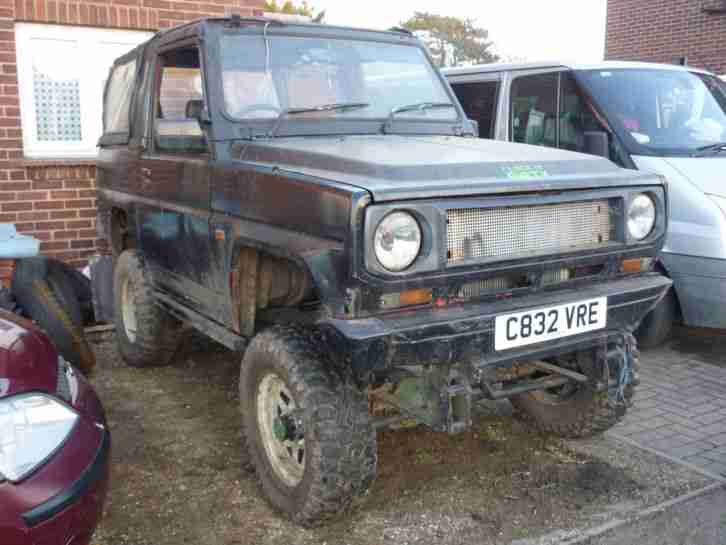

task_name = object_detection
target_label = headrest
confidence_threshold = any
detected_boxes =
[185,99,204,119]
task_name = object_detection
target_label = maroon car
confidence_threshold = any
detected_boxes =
[0,311,109,545]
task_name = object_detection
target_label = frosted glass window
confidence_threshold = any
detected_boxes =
[33,69,82,142]
[15,23,151,158]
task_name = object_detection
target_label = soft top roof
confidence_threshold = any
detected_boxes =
[111,16,419,66]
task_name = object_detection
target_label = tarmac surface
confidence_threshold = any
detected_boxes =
[585,484,726,545]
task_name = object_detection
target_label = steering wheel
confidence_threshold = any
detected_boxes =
[236,104,281,117]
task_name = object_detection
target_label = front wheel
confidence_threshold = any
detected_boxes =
[240,326,377,527]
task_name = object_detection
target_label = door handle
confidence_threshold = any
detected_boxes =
[141,167,152,179]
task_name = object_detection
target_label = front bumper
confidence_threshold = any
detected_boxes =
[662,252,726,329]
[325,274,672,375]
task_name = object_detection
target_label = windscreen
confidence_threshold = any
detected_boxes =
[219,34,455,122]
[578,68,726,155]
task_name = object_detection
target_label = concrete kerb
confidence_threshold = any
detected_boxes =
[511,433,726,545]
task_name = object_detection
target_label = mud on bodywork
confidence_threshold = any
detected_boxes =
[95,16,672,526]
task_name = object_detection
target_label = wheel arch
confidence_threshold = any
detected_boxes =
[108,206,138,256]
[653,258,683,322]
[228,236,344,336]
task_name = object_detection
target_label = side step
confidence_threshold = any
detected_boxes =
[153,290,248,352]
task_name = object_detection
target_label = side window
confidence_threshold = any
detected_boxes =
[154,47,207,154]
[510,73,558,147]
[104,58,137,137]
[559,73,607,153]
[451,80,500,138]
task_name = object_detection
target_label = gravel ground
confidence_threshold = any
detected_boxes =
[88,332,715,545]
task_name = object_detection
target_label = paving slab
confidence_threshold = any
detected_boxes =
[610,326,726,477]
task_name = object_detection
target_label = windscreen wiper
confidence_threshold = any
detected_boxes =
[694,141,726,156]
[382,102,455,133]
[268,102,371,138]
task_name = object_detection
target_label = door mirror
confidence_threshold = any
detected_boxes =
[583,131,609,158]
[467,118,479,137]
[185,99,211,126]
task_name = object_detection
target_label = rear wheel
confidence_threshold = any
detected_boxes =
[113,250,182,367]
[511,342,636,438]
[240,326,377,527]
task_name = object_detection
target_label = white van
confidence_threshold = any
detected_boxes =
[444,62,726,346]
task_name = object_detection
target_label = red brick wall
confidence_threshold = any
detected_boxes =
[605,0,726,75]
[0,0,265,267]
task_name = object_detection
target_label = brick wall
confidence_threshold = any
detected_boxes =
[605,0,726,75]
[0,0,265,267]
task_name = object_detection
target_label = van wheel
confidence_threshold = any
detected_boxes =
[511,344,636,438]
[113,250,182,367]
[635,287,676,349]
[240,326,377,527]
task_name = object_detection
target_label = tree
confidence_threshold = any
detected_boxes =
[400,12,498,67]
[263,1,325,22]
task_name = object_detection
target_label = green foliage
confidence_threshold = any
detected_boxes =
[263,1,325,21]
[400,11,499,67]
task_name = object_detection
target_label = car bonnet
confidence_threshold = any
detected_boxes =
[0,311,58,398]
[662,156,726,198]
[237,135,663,202]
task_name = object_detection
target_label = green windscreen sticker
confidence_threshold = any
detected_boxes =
[498,165,549,180]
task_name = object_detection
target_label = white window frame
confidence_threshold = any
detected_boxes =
[15,23,152,159]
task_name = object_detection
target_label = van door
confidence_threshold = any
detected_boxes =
[509,72,560,147]
[450,78,502,139]
[507,70,622,164]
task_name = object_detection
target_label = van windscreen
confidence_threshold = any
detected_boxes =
[577,69,726,156]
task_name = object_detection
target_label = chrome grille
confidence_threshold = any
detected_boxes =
[447,200,613,265]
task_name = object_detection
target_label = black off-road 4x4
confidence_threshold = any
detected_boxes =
[97,17,672,526]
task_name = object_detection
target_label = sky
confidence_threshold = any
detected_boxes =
[312,0,608,64]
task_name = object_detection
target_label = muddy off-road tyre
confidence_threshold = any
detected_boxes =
[11,257,96,374]
[113,250,182,368]
[511,344,637,439]
[16,279,96,375]
[240,326,377,527]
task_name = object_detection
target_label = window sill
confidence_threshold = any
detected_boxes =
[15,158,97,168]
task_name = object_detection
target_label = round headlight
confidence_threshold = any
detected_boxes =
[627,194,656,241]
[374,211,422,272]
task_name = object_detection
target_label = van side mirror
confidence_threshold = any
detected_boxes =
[583,131,609,158]
[467,118,480,137]
[185,99,211,126]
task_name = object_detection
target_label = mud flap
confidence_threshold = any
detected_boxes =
[90,255,115,324]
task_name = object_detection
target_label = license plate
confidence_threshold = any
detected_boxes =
[494,297,607,351]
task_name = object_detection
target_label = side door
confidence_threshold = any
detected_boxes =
[508,71,561,148]
[139,43,218,315]
[449,76,502,140]
[507,70,621,163]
